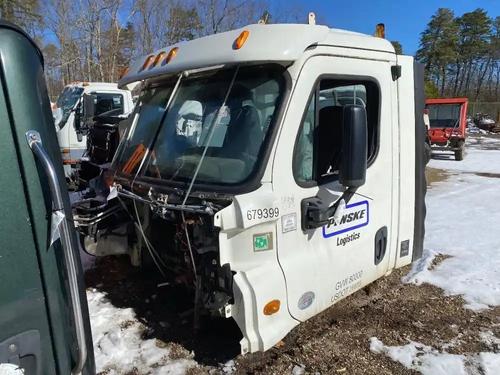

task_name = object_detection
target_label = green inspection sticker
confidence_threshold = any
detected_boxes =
[253,232,273,251]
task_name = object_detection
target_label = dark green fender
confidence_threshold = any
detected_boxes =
[0,21,95,374]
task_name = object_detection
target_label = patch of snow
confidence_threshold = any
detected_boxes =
[0,364,25,375]
[467,126,491,135]
[404,138,500,310]
[291,364,306,375]
[370,337,500,375]
[369,337,420,368]
[478,352,500,374]
[429,148,500,174]
[87,289,197,375]
[480,330,500,350]
[221,359,236,374]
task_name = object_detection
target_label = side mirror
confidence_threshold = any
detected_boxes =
[75,93,96,139]
[82,93,96,122]
[339,105,367,188]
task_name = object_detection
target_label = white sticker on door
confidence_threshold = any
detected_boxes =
[281,213,297,233]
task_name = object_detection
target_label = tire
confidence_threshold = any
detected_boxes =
[455,145,464,161]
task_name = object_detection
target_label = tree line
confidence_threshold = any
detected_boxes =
[1,2,499,102]
[417,8,500,101]
[0,0,302,99]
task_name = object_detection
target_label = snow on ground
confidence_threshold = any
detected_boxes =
[87,289,197,374]
[404,136,500,310]
[370,336,500,375]
[372,136,500,373]
[429,147,500,174]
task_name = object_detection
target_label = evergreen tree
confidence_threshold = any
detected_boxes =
[417,8,459,96]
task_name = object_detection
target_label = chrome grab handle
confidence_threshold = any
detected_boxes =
[25,131,87,375]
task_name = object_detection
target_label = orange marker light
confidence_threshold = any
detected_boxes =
[263,299,280,315]
[140,55,155,71]
[163,47,179,65]
[375,23,385,39]
[118,66,129,79]
[233,30,250,50]
[152,52,166,68]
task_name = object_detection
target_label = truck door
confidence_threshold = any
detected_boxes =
[273,54,396,321]
[0,22,94,374]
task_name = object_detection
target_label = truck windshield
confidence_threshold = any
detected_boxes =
[54,86,84,128]
[427,104,461,128]
[114,64,286,188]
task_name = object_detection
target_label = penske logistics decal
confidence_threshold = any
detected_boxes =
[322,200,369,238]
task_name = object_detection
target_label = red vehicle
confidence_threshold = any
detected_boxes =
[425,98,468,160]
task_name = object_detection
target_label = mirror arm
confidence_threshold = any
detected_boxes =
[302,187,357,231]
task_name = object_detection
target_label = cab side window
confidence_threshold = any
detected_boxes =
[95,93,125,115]
[293,79,379,185]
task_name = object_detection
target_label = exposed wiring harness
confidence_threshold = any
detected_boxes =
[116,196,168,278]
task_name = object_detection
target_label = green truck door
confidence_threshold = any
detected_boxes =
[0,22,95,374]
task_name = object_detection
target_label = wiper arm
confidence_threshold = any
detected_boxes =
[131,73,184,187]
[181,66,240,207]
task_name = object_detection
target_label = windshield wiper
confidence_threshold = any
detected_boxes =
[131,73,184,187]
[180,66,240,208]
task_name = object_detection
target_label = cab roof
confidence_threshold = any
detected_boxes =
[66,82,119,89]
[118,23,395,88]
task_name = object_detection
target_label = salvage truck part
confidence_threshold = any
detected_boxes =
[425,97,468,161]
[76,19,427,354]
[0,21,95,374]
[53,81,135,188]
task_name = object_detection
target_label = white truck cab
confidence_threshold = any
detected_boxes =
[53,82,134,180]
[76,22,427,354]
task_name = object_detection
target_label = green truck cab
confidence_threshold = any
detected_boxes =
[0,22,95,374]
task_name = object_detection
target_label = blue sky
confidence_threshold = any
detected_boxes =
[278,0,500,55]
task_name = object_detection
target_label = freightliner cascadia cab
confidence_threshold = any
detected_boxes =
[75,20,427,354]
[0,22,95,374]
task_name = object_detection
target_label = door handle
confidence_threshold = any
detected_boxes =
[374,226,388,265]
[26,131,87,375]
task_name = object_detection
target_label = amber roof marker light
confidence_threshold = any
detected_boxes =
[140,54,155,71]
[118,66,129,79]
[233,30,250,50]
[163,47,179,65]
[151,51,166,68]
[375,23,385,39]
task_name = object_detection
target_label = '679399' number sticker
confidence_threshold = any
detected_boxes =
[246,207,280,221]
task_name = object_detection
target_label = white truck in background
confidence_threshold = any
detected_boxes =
[53,82,134,185]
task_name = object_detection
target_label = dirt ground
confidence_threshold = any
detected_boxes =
[86,134,500,374]
[86,255,500,375]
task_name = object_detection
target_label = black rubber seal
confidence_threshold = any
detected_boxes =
[412,61,426,261]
